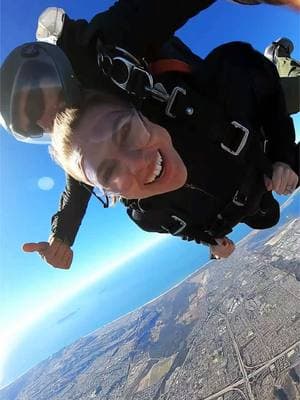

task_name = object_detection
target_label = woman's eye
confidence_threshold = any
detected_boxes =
[101,165,116,186]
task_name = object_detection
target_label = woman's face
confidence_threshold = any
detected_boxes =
[72,103,187,199]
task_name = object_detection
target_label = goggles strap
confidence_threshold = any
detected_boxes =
[81,182,110,208]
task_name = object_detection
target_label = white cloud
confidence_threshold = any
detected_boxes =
[37,176,55,191]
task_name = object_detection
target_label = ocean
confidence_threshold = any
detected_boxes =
[2,190,299,387]
[2,236,210,386]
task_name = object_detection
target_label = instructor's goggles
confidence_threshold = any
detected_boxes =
[1,42,81,144]
[10,58,65,142]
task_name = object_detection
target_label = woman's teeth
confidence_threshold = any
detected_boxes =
[146,152,164,184]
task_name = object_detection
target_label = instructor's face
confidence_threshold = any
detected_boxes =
[16,83,65,133]
[73,104,187,199]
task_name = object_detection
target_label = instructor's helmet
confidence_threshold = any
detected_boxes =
[0,42,81,144]
[264,38,294,64]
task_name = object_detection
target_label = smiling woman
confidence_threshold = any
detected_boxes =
[51,90,188,199]
[77,108,187,199]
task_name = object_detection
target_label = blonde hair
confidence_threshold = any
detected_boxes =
[50,107,83,182]
[50,90,132,204]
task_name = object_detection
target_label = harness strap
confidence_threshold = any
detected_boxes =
[97,41,274,240]
[96,41,270,168]
[167,82,272,178]
[205,166,266,238]
[127,205,218,245]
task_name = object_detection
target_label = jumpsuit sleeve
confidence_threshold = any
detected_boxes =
[58,0,217,64]
[258,58,298,174]
[50,174,92,246]
[86,0,217,58]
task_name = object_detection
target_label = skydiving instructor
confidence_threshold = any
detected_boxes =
[0,0,299,269]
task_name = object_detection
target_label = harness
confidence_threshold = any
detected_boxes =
[95,38,273,244]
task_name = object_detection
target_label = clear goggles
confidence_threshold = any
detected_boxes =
[80,108,151,194]
[10,53,67,143]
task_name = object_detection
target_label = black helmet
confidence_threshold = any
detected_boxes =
[264,38,294,63]
[0,41,81,143]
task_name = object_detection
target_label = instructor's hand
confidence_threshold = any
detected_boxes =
[22,237,73,269]
[264,162,298,195]
[210,237,235,259]
[263,0,300,10]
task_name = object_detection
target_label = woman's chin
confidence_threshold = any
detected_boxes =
[122,148,187,200]
[159,161,187,195]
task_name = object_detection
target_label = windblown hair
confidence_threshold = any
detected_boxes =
[50,90,132,204]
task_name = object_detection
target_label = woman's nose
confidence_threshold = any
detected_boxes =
[122,148,154,176]
[107,149,155,194]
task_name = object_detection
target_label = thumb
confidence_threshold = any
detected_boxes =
[22,242,49,253]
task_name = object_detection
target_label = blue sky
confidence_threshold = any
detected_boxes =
[0,0,299,387]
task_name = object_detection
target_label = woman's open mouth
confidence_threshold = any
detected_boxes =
[145,151,165,184]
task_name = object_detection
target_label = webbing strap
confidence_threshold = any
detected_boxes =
[205,166,267,238]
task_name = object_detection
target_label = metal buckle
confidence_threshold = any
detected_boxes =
[161,215,187,235]
[232,190,247,207]
[144,83,169,102]
[97,46,187,111]
[98,53,153,96]
[165,86,187,118]
[221,121,249,156]
[97,53,112,74]
[111,57,153,94]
